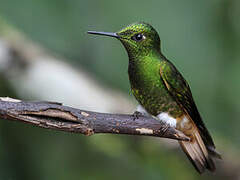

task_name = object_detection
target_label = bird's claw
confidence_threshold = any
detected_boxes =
[132,111,143,120]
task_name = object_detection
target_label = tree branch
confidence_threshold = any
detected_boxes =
[0,97,189,141]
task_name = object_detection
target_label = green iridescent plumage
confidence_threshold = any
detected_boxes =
[116,23,182,117]
[128,54,183,117]
[88,22,220,173]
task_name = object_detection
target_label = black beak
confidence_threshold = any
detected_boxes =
[87,31,119,38]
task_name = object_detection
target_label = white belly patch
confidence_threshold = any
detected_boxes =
[136,105,177,128]
[157,112,177,128]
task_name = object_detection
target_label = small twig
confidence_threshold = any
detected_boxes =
[0,97,189,141]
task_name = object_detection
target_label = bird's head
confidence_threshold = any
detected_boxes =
[88,22,161,59]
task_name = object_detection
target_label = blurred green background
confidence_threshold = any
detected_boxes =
[0,0,240,179]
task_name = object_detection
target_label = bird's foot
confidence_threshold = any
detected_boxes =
[132,111,143,120]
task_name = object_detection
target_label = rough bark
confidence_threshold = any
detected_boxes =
[0,97,189,141]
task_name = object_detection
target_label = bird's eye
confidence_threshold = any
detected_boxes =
[131,34,145,41]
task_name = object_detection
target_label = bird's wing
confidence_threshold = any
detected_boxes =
[159,60,215,148]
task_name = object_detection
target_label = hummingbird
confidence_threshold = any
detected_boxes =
[88,22,221,173]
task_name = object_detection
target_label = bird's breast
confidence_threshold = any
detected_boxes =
[128,60,182,117]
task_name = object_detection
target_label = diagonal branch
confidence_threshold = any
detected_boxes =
[0,97,189,141]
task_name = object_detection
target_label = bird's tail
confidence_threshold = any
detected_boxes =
[179,129,216,174]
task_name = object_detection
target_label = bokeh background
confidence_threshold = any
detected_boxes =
[0,0,239,179]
